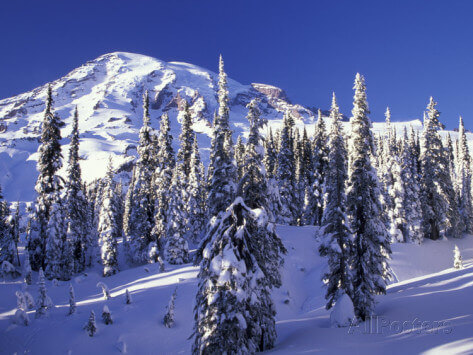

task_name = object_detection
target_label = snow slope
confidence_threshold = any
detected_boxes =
[1,227,473,354]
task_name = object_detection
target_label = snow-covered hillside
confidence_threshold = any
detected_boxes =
[1,226,472,354]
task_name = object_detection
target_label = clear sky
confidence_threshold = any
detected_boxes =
[1,0,473,129]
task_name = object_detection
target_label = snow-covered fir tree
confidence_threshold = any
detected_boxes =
[164,163,189,264]
[237,99,286,351]
[126,91,156,264]
[453,245,463,269]
[319,93,354,310]
[399,128,423,243]
[84,311,97,336]
[125,289,132,304]
[64,107,89,273]
[456,116,473,234]
[207,55,237,220]
[35,268,53,318]
[163,287,177,328]
[263,127,277,179]
[187,138,207,243]
[0,188,15,265]
[68,284,76,315]
[192,198,265,355]
[23,251,32,285]
[346,74,391,321]
[420,97,460,239]
[44,192,72,281]
[28,85,63,271]
[151,112,176,253]
[235,135,246,180]
[276,110,297,224]
[177,101,195,179]
[305,109,328,226]
[102,305,113,325]
[98,158,120,276]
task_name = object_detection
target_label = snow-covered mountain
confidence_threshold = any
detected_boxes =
[0,52,319,201]
[0,51,469,202]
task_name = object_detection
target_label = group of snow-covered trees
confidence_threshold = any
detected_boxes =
[2,54,473,352]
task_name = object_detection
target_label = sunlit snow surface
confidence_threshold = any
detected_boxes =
[1,227,473,354]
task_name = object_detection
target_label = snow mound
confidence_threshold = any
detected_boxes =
[330,293,355,328]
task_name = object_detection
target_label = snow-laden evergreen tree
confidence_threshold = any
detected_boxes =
[420,97,460,239]
[399,128,423,243]
[276,110,297,224]
[192,198,265,355]
[163,287,177,328]
[456,116,473,234]
[68,284,76,315]
[102,305,113,324]
[0,189,15,265]
[125,289,132,304]
[346,74,391,321]
[207,55,237,220]
[378,107,395,235]
[293,129,305,225]
[152,112,176,253]
[23,251,32,285]
[188,139,207,243]
[238,99,286,351]
[177,102,195,178]
[98,159,120,276]
[35,268,53,318]
[126,91,155,264]
[235,135,245,180]
[12,203,20,266]
[319,93,354,310]
[28,85,63,271]
[84,311,97,336]
[304,109,328,225]
[453,245,463,269]
[165,164,189,264]
[65,107,89,273]
[264,127,277,178]
[97,281,111,300]
[15,291,30,326]
[44,192,72,281]
[300,127,314,195]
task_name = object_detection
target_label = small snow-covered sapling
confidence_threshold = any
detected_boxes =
[163,287,177,328]
[454,245,463,269]
[23,291,35,310]
[125,289,132,304]
[157,256,165,273]
[102,305,113,325]
[68,284,76,315]
[23,254,32,285]
[16,290,27,310]
[14,291,30,326]
[35,268,53,318]
[96,282,111,300]
[84,311,97,337]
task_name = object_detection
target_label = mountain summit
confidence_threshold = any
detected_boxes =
[0,52,316,201]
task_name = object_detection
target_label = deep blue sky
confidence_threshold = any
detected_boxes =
[1,0,473,129]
